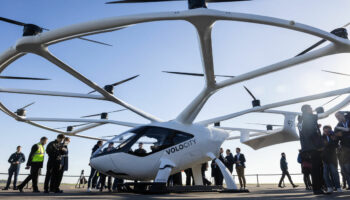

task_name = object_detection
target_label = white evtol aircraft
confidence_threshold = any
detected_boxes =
[1,0,350,192]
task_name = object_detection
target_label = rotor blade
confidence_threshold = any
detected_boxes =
[322,70,350,77]
[295,39,326,57]
[21,102,35,109]
[78,37,113,47]
[243,86,256,100]
[111,75,139,86]
[342,22,350,28]
[53,122,91,130]
[100,134,117,138]
[320,95,342,107]
[108,109,128,114]
[80,109,127,118]
[162,71,235,78]
[247,122,282,127]
[0,76,50,80]
[87,75,139,94]
[0,17,26,26]
[106,0,183,4]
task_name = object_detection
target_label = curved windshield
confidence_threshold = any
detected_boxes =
[92,126,194,157]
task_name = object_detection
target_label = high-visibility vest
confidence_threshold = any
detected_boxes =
[32,143,44,162]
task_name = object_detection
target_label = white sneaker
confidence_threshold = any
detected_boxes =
[87,188,91,192]
[336,188,342,192]
[326,187,333,194]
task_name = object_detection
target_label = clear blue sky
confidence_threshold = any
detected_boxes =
[1,0,350,184]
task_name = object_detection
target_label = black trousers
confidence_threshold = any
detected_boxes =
[201,169,211,185]
[18,164,41,191]
[99,174,112,191]
[87,167,97,188]
[279,170,295,186]
[57,169,65,190]
[5,166,20,188]
[184,169,193,186]
[310,150,324,192]
[44,161,60,191]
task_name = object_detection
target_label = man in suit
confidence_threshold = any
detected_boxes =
[233,147,246,189]
[211,148,224,185]
[278,153,298,188]
[225,149,234,174]
[3,146,25,190]
[17,137,48,193]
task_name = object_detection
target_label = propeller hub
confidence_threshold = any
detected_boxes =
[266,125,273,131]
[331,28,348,39]
[252,99,261,107]
[101,112,108,119]
[188,0,207,9]
[16,109,26,117]
[23,24,43,36]
[67,126,73,132]
[315,107,325,114]
[104,85,114,94]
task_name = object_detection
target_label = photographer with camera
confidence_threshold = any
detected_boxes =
[334,111,350,188]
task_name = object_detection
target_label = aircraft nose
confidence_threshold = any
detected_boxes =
[90,155,113,173]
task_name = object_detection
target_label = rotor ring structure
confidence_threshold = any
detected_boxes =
[1,8,350,140]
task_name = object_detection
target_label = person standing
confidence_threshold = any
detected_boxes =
[44,134,66,193]
[278,153,298,188]
[3,146,25,190]
[99,142,114,192]
[322,126,342,193]
[56,137,70,192]
[299,104,325,195]
[211,148,224,186]
[225,149,234,174]
[17,137,48,193]
[201,162,211,186]
[337,147,349,189]
[233,147,246,189]
[87,140,103,192]
[334,111,350,189]
[297,150,312,190]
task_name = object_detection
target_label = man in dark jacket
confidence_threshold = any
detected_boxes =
[299,104,324,195]
[134,142,147,156]
[322,126,342,193]
[334,111,350,189]
[3,146,25,190]
[87,140,103,192]
[211,148,224,185]
[17,137,48,193]
[278,153,298,188]
[44,134,66,193]
[225,149,234,174]
[233,147,246,189]
[56,137,70,192]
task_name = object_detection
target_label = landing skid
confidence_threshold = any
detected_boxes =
[122,182,250,194]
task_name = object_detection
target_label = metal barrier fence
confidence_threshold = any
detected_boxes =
[0,171,308,188]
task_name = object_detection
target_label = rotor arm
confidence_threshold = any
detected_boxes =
[0,87,107,100]
[37,48,162,123]
[198,86,350,125]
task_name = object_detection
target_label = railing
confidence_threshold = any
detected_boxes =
[0,171,309,188]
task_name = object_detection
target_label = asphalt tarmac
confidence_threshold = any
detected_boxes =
[0,184,349,199]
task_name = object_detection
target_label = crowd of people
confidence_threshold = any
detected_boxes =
[298,104,350,195]
[2,104,350,195]
[2,134,70,193]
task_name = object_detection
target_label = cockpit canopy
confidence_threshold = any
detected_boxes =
[92,126,194,158]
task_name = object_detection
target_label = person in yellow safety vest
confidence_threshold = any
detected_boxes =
[17,137,48,193]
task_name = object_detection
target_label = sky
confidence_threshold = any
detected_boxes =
[1,0,350,184]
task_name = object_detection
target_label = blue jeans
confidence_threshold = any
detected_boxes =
[344,163,350,187]
[6,166,20,188]
[323,163,341,189]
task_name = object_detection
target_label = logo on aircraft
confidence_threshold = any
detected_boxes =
[166,139,196,155]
